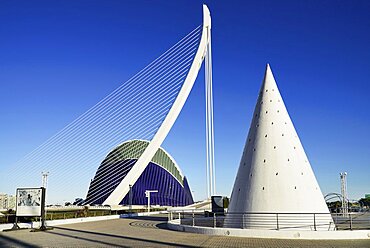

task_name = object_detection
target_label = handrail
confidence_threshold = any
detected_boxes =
[168,209,370,231]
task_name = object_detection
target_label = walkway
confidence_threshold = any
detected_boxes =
[0,215,369,247]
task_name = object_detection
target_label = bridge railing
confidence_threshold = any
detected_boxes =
[168,210,370,231]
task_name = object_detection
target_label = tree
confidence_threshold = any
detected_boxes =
[326,201,341,212]
[358,198,370,208]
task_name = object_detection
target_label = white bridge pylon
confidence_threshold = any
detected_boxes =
[104,5,215,205]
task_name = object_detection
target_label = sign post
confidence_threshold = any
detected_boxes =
[4,187,43,231]
[9,187,51,231]
[39,187,46,230]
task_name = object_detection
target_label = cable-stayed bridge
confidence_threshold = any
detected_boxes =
[1,5,215,205]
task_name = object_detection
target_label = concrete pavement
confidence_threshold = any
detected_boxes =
[0,215,369,247]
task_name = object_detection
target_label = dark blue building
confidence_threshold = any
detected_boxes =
[84,140,194,206]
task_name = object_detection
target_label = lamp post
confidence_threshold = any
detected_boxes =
[41,172,49,230]
[145,190,158,213]
[340,172,348,215]
[41,172,49,189]
[128,184,132,216]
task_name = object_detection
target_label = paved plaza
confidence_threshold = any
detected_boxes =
[0,215,369,247]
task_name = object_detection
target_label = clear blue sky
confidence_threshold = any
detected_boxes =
[0,0,369,202]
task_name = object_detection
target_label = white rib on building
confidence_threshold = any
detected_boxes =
[225,64,334,231]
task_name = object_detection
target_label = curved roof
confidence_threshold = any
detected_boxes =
[102,140,184,185]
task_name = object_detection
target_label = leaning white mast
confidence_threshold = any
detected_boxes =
[104,5,215,205]
[204,5,215,197]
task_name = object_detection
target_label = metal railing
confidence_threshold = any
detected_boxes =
[0,209,115,224]
[168,210,370,231]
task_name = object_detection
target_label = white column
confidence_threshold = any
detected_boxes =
[205,19,215,197]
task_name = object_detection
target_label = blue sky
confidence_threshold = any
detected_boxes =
[0,0,369,202]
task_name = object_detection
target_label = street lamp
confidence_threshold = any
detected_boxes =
[145,190,158,213]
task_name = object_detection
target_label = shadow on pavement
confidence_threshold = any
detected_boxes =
[124,215,182,231]
[156,222,170,229]
[124,215,168,222]
[0,234,40,248]
[50,226,198,248]
[44,230,130,248]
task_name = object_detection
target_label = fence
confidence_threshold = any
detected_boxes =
[0,209,115,224]
[168,210,370,231]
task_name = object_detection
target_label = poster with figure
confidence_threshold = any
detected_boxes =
[16,188,43,216]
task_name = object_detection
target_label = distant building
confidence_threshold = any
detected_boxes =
[73,198,84,206]
[0,193,6,209]
[0,193,16,210]
[84,140,194,206]
[8,195,16,209]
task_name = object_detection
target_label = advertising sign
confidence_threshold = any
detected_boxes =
[16,188,43,217]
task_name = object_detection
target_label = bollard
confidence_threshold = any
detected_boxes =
[313,213,317,231]
[276,213,279,230]
[213,213,216,228]
[192,211,195,226]
[242,213,245,229]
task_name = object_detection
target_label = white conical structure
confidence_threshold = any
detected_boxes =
[225,64,334,231]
